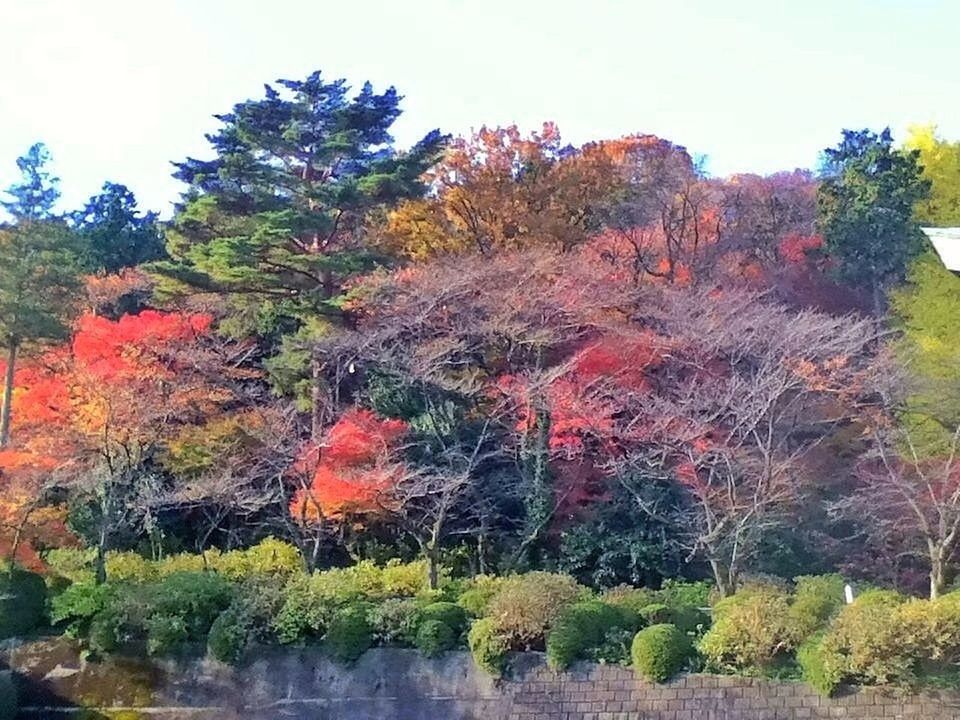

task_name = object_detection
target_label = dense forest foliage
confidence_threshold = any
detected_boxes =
[3,69,960,609]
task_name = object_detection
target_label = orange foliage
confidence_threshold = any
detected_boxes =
[290,408,408,522]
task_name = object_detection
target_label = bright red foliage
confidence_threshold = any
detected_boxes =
[290,408,408,521]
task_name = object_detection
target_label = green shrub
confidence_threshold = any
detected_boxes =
[50,582,114,636]
[485,572,586,649]
[368,598,421,646]
[817,589,909,687]
[897,592,960,664]
[147,572,233,639]
[156,552,209,577]
[457,575,505,617]
[546,600,637,670]
[797,632,843,696]
[145,614,188,656]
[468,617,509,677]
[207,578,285,664]
[699,586,800,672]
[44,548,96,585]
[273,574,336,643]
[601,585,660,615]
[105,552,156,583]
[415,619,457,657]
[0,671,17,720]
[638,603,671,625]
[212,537,302,580]
[208,606,250,664]
[790,574,846,637]
[658,580,712,610]
[632,624,692,682]
[587,626,636,666]
[88,602,130,655]
[325,604,374,664]
[0,568,47,638]
[382,559,433,596]
[418,602,467,634]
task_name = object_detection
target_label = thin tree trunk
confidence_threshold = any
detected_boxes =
[0,342,18,448]
[310,355,324,442]
[930,548,946,600]
[427,546,440,590]
[95,525,108,585]
[709,557,735,598]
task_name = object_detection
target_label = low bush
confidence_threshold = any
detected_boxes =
[325,603,374,663]
[418,602,467,634]
[587,626,636,666]
[50,582,114,637]
[699,586,800,672]
[485,572,586,649]
[457,574,505,617]
[44,548,96,585]
[546,600,638,670]
[208,606,249,664]
[601,585,660,615]
[207,578,285,664]
[368,598,421,646]
[797,632,843,696]
[637,603,671,625]
[0,568,47,638]
[415,619,457,657]
[632,624,692,682]
[816,589,910,688]
[105,552,157,583]
[145,614,188,656]
[468,617,509,677]
[147,572,234,640]
[658,580,712,610]
[790,574,846,637]
[211,537,302,580]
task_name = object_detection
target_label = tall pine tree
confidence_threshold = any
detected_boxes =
[151,71,446,435]
[0,143,81,447]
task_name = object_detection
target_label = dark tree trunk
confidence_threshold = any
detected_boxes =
[0,342,18,448]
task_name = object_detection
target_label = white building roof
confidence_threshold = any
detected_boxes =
[923,227,960,272]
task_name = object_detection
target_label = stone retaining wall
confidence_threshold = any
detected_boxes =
[2,638,959,719]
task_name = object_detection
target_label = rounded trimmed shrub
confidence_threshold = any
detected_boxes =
[632,624,692,683]
[325,604,374,663]
[415,619,456,657]
[418,602,467,634]
[208,607,249,664]
[468,617,509,677]
[546,600,638,670]
[485,572,585,649]
[698,586,800,672]
[0,568,47,638]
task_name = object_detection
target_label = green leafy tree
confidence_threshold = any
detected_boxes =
[72,182,165,273]
[817,128,930,315]
[0,143,81,446]
[903,124,960,227]
[151,70,446,435]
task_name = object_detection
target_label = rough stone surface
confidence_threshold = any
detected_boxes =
[2,638,960,719]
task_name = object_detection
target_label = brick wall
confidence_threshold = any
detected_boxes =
[504,654,960,719]
[3,639,960,719]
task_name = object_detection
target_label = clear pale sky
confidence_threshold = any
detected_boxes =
[2,0,958,218]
